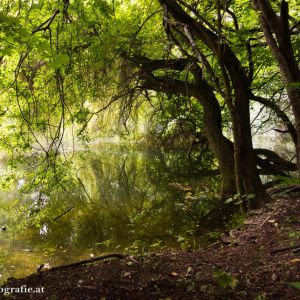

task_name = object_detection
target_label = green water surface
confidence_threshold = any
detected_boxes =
[0,145,221,283]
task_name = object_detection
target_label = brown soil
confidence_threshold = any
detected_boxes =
[1,197,300,300]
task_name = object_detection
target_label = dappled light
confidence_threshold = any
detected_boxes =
[0,0,299,299]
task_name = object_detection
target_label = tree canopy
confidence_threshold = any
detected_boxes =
[0,0,299,208]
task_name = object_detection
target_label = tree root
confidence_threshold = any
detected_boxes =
[269,185,300,196]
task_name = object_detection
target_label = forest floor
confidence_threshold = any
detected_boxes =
[1,197,300,300]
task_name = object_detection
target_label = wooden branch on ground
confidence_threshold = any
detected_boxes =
[47,253,126,272]
[270,244,300,254]
[269,185,300,196]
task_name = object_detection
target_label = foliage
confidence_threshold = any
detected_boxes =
[254,294,266,300]
[213,270,238,289]
[0,0,298,197]
[289,282,300,290]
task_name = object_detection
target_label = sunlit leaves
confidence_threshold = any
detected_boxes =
[49,53,70,68]
[213,270,238,289]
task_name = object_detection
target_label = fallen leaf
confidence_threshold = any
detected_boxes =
[123,272,131,277]
[186,266,193,276]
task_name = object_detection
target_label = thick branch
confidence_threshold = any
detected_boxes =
[255,148,297,172]
[251,94,297,144]
[252,0,280,31]
[126,56,192,72]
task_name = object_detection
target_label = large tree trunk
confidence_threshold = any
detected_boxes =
[235,89,267,208]
[252,0,300,169]
[195,81,235,196]
[224,50,269,208]
[159,0,268,208]
[127,54,296,201]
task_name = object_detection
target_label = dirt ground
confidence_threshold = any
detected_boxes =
[1,197,299,300]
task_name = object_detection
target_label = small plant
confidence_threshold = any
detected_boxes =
[225,193,255,205]
[288,230,300,239]
[213,270,238,289]
[95,239,113,249]
[289,282,300,289]
[254,294,266,300]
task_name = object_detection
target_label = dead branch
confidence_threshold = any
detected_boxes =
[270,244,300,254]
[48,253,126,271]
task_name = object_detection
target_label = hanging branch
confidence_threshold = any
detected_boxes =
[52,206,74,221]
[14,52,48,154]
[32,9,60,34]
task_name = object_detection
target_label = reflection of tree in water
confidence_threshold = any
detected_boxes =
[22,147,221,254]
[73,147,218,249]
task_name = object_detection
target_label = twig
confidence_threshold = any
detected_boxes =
[32,9,60,34]
[75,286,98,291]
[203,241,220,250]
[52,206,74,221]
[259,214,272,228]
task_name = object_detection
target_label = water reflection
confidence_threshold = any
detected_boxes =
[0,145,221,283]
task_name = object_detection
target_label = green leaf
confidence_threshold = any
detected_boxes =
[233,193,240,200]
[225,197,233,204]
[214,271,238,289]
[287,82,300,89]
[50,53,70,68]
[0,47,14,56]
[289,282,300,289]
[234,200,243,205]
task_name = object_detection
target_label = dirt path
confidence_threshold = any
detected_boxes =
[1,197,299,299]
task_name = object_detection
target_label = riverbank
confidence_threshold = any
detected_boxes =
[1,197,299,300]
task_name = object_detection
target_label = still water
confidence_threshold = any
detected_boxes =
[0,145,221,283]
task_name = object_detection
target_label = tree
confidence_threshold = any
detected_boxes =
[0,0,298,208]
[150,0,269,207]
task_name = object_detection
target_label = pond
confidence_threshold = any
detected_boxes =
[0,145,226,284]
